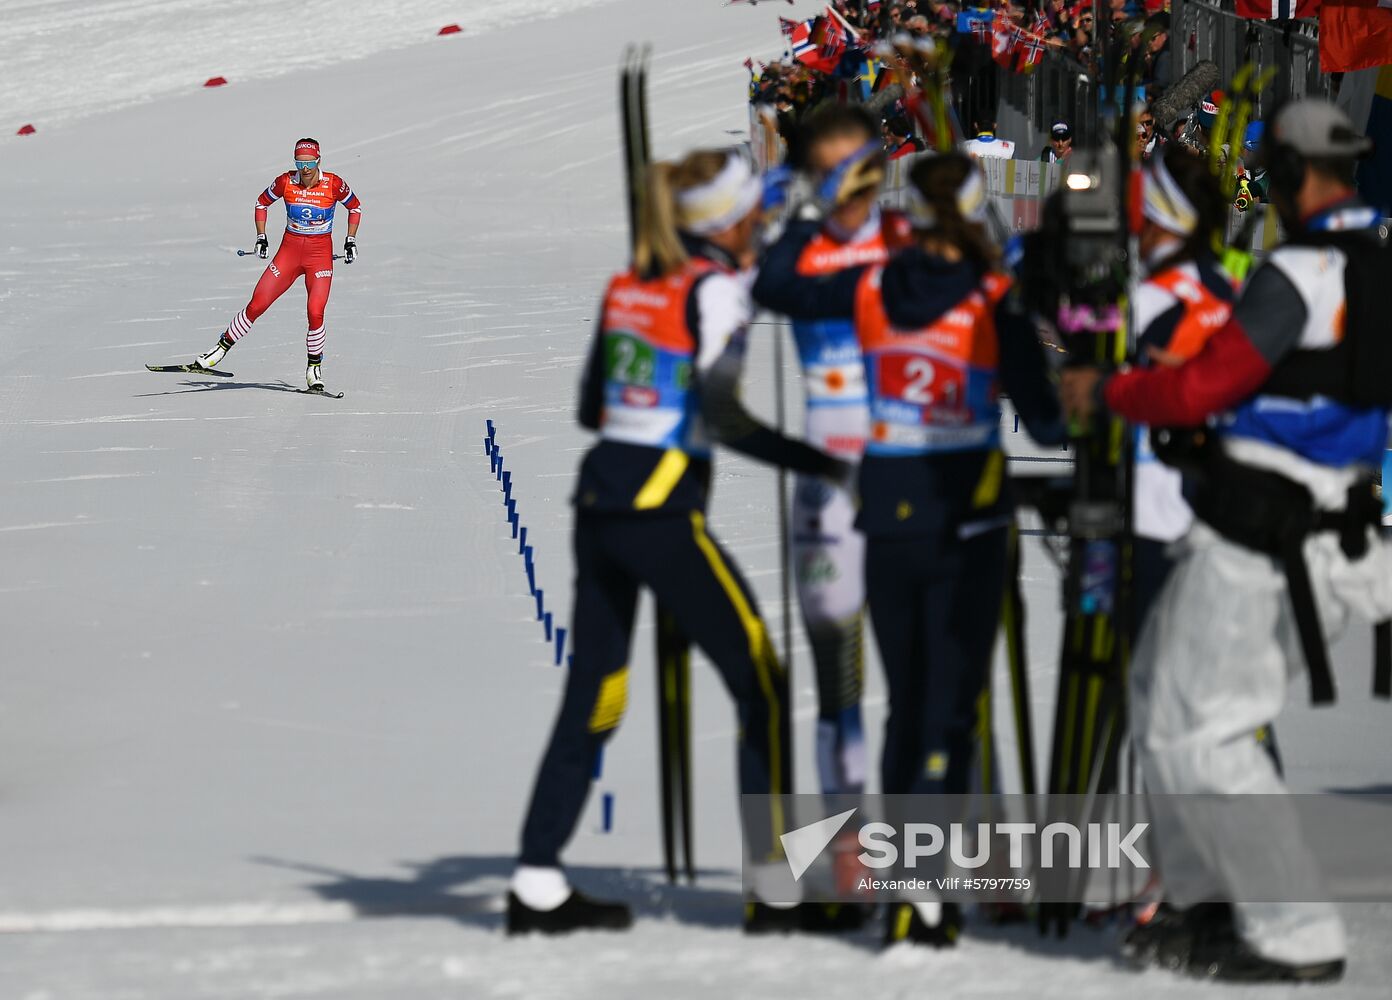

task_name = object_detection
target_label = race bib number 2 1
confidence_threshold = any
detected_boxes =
[876,350,966,415]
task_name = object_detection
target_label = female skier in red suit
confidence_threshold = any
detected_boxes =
[194,138,361,389]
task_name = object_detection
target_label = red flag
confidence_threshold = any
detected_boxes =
[1014,15,1050,73]
[991,18,1019,68]
[1234,0,1319,15]
[1321,0,1392,73]
[818,8,849,69]
[789,16,843,73]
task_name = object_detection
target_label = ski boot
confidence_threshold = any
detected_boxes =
[1121,902,1233,971]
[741,900,810,934]
[799,901,869,933]
[884,900,961,948]
[195,337,232,371]
[306,358,324,390]
[505,889,632,936]
[1188,936,1345,984]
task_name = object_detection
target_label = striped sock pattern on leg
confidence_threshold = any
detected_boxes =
[225,309,252,344]
[306,326,326,356]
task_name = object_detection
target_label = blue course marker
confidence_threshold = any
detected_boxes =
[601,792,614,833]
[535,589,544,620]
[526,561,536,596]
[544,611,553,642]
[483,435,491,456]
[502,472,511,498]
[592,746,605,779]
[554,626,567,666]
[518,526,527,555]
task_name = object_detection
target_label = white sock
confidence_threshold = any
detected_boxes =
[913,900,943,925]
[510,865,571,911]
[750,861,803,908]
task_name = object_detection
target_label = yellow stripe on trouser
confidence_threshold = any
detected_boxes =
[689,511,785,855]
[972,450,1005,508]
[633,449,689,510]
[894,903,913,940]
[588,667,629,733]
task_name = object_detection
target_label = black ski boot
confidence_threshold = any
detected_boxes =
[505,890,632,935]
[1122,902,1233,971]
[884,901,961,948]
[743,901,869,934]
[1188,936,1345,983]
[743,901,806,934]
[799,902,869,933]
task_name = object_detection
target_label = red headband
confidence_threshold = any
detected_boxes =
[294,140,321,159]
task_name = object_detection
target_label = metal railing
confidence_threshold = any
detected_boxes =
[1173,0,1327,112]
[1001,53,1102,148]
[1001,1,1328,148]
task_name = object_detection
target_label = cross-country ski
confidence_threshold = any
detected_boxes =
[145,363,235,378]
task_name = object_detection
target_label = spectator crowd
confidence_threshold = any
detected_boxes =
[748,1,1270,214]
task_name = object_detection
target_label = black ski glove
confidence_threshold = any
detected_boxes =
[344,235,357,264]
[255,233,269,259]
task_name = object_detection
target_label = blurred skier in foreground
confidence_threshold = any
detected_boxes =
[756,152,1064,948]
[764,103,914,806]
[509,147,850,936]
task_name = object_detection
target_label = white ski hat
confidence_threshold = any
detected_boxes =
[676,151,762,236]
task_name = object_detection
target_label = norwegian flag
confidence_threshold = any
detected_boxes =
[785,15,844,73]
[1234,0,1320,16]
[991,18,1020,68]
[1014,15,1050,73]
[819,7,850,66]
[784,16,818,62]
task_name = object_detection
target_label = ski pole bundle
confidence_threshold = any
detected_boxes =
[620,45,696,884]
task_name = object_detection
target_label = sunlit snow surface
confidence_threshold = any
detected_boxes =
[0,0,620,127]
[1,1,1389,997]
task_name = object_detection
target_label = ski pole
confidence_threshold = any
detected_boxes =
[236,250,346,260]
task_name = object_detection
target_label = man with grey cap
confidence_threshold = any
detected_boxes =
[1060,99,1392,982]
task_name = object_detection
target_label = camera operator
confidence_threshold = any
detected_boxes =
[1061,99,1392,983]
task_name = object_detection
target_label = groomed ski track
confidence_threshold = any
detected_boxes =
[1,1,1389,996]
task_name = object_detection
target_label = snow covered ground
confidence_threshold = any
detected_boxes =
[1,1,1389,997]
